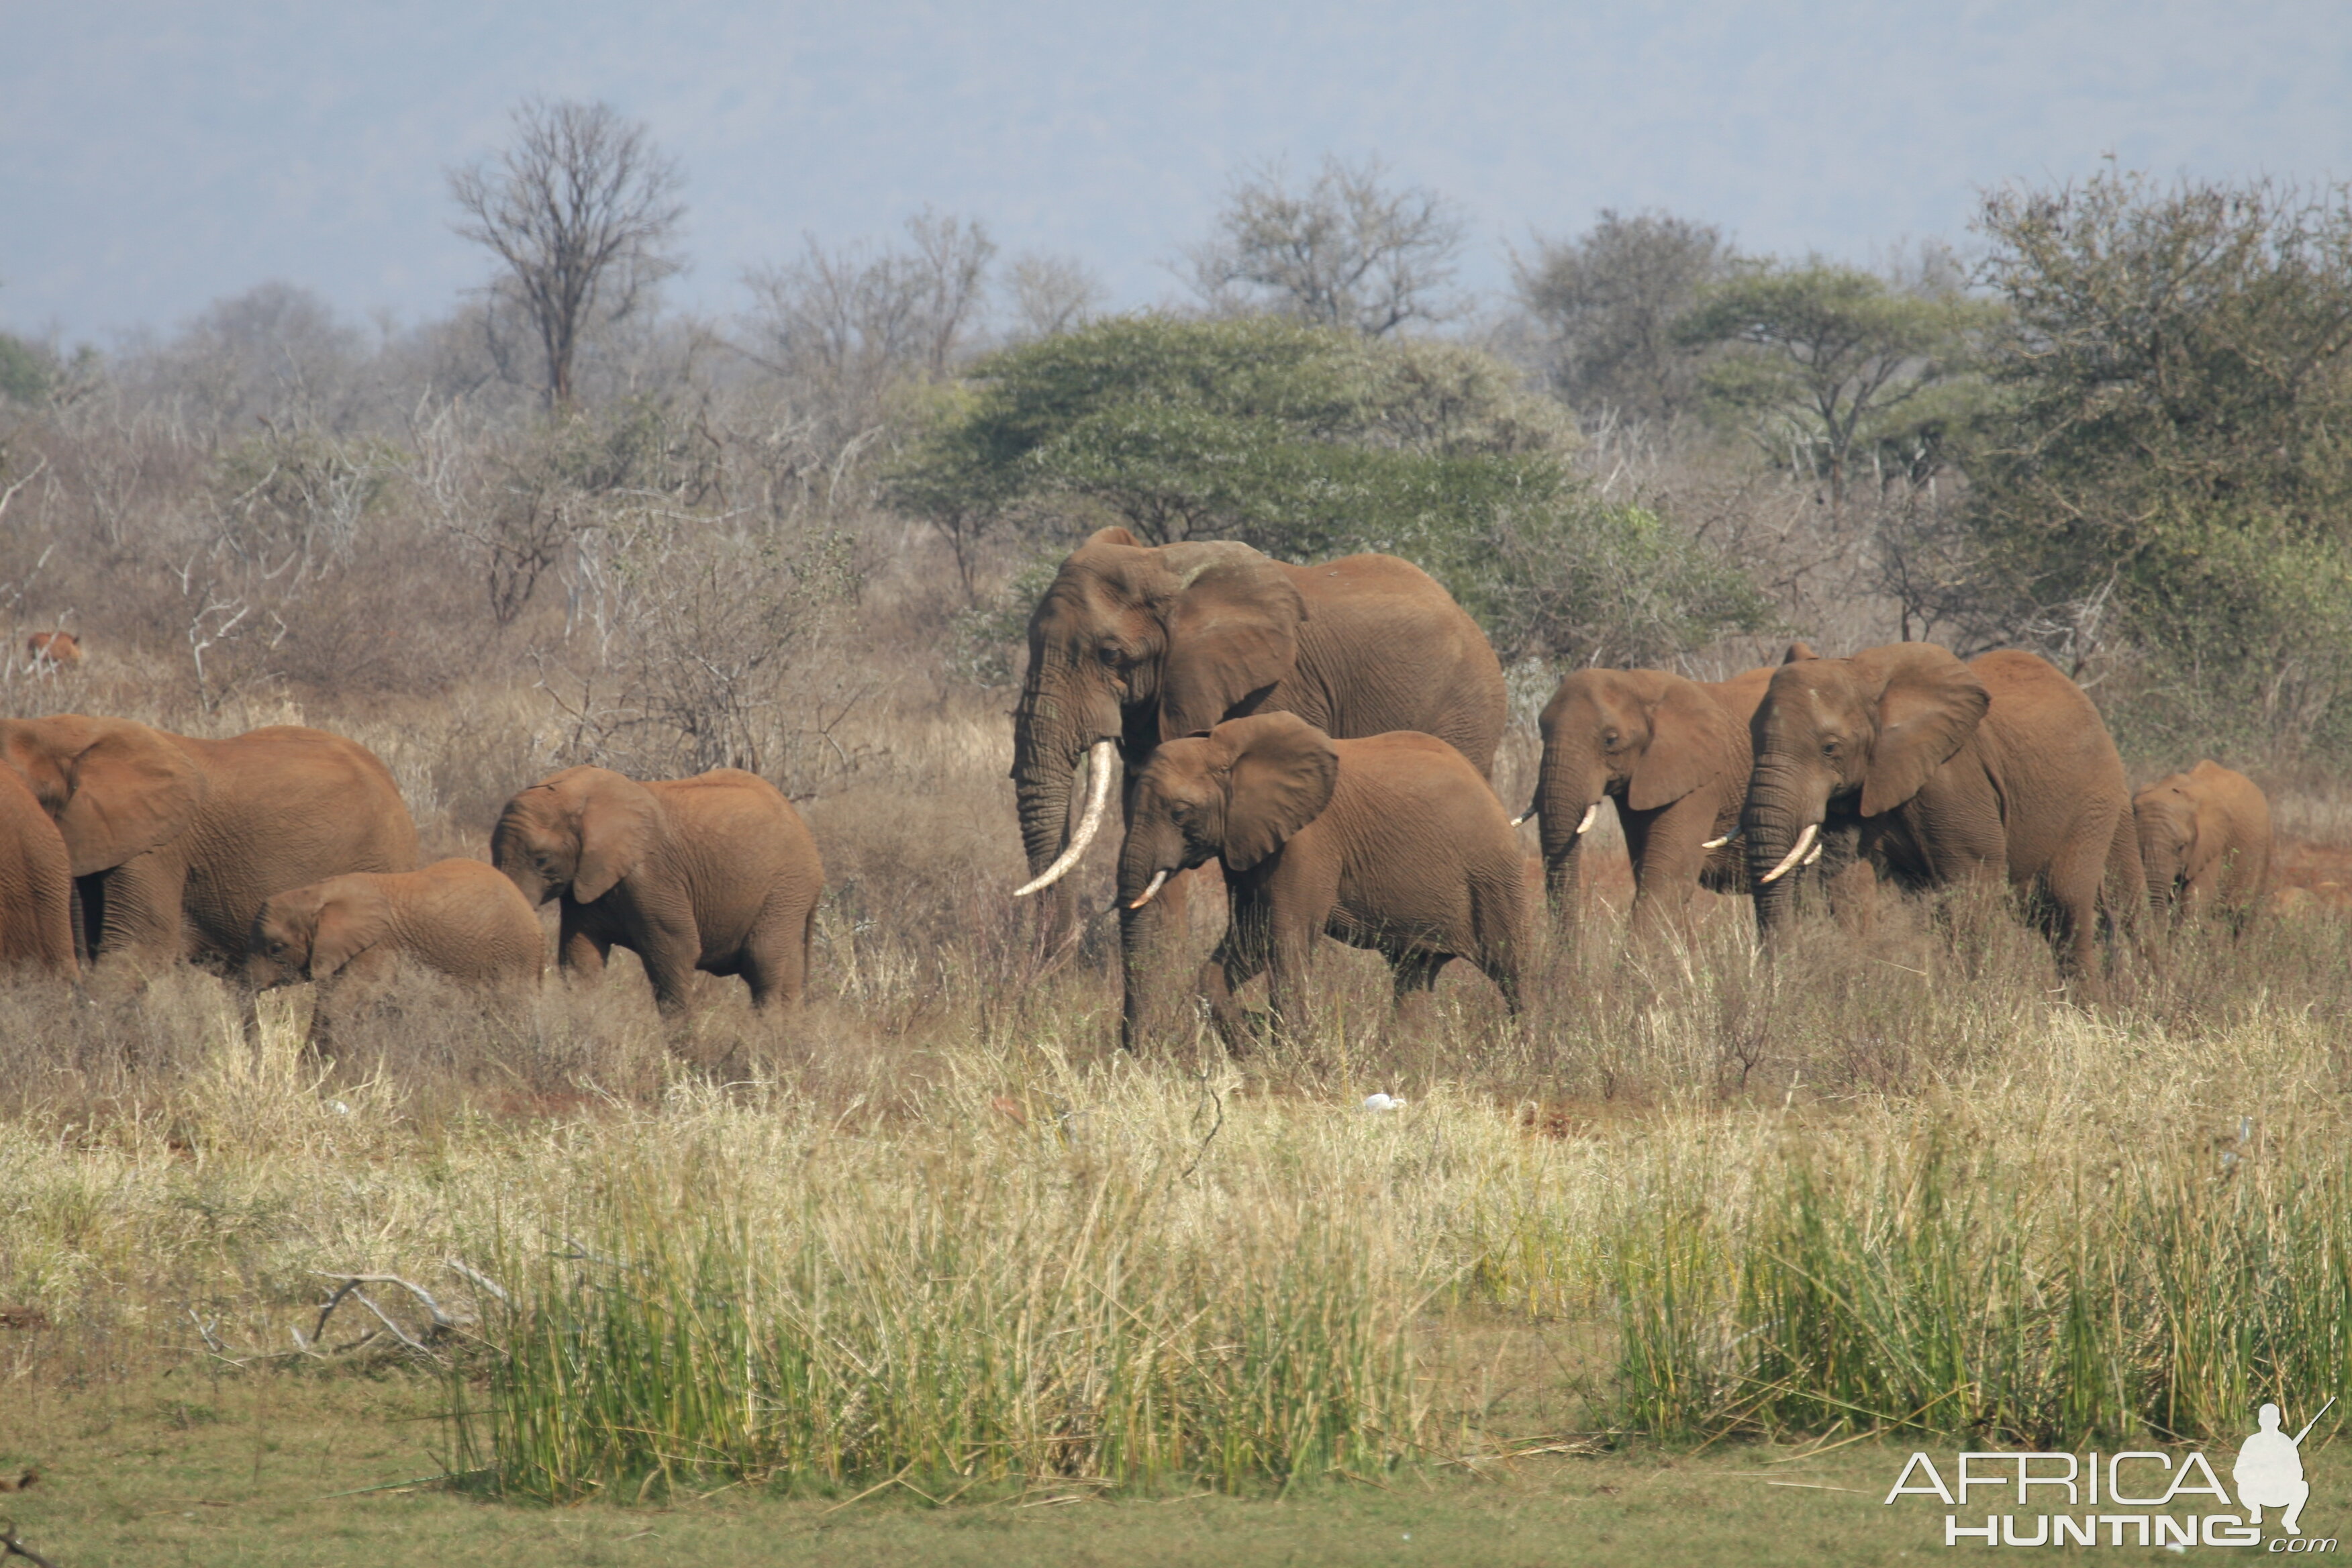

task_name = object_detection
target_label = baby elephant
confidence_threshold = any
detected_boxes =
[1120,712,1527,1050]
[492,766,824,1014]
[2135,760,2272,932]
[248,859,544,1037]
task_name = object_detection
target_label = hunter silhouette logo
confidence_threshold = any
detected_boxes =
[2238,1398,2332,1536]
[1882,1398,2337,1549]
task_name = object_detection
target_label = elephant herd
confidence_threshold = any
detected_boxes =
[0,714,825,1037]
[1010,529,2278,1048]
[0,528,2279,1048]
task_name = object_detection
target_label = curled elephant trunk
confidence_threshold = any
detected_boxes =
[1016,741,1118,897]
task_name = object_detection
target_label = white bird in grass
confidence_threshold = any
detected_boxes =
[1362,1093,1405,1113]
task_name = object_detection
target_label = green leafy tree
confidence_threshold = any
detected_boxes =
[895,313,1767,665]
[0,332,48,405]
[1681,260,1994,506]
[1969,170,2352,754]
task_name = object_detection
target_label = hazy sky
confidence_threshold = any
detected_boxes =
[5,1,2349,342]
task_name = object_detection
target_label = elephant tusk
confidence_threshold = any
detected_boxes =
[1702,828,1739,850]
[1015,740,1118,897]
[1575,801,1600,836]
[1127,869,1171,910]
[1757,822,1818,885]
[1802,838,1824,867]
[1512,801,1536,828]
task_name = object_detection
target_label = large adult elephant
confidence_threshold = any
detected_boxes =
[0,716,418,969]
[1524,643,1816,940]
[1739,644,2138,983]
[1010,526,1506,1045]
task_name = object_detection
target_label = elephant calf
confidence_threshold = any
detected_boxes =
[2135,761,2273,932]
[1119,712,1526,1050]
[492,766,824,1014]
[249,859,544,1038]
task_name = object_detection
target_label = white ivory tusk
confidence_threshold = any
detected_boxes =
[1512,810,1533,828]
[1758,822,1818,885]
[1575,801,1600,836]
[1702,828,1737,850]
[1127,869,1171,910]
[1014,740,1118,897]
[1802,839,1824,867]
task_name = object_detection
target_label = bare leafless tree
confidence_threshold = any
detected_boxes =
[743,209,995,389]
[1182,156,1465,336]
[448,99,686,409]
[1001,252,1106,342]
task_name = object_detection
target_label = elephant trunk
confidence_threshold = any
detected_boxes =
[2135,815,2183,916]
[1534,744,1606,919]
[1011,661,1121,881]
[1743,761,1826,942]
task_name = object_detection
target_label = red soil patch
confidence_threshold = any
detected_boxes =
[2273,836,2352,912]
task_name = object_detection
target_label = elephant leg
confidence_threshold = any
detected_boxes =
[634,928,705,1016]
[2043,812,2118,993]
[738,905,812,1012]
[1263,915,1325,1048]
[1626,797,1713,948]
[1202,914,1270,1055]
[1120,865,1202,1052]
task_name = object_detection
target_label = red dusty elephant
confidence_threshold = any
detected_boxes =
[1117,713,1527,1050]
[2133,760,2273,932]
[0,716,418,971]
[492,766,824,1015]
[1524,642,1819,942]
[0,764,74,975]
[1740,645,2141,985]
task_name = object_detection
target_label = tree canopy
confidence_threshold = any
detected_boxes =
[893,314,1769,665]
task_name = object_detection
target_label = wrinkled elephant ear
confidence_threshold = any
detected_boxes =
[573,777,659,903]
[1154,544,1308,741]
[1627,676,1734,812]
[53,720,207,877]
[1856,645,1990,818]
[307,898,378,980]
[1214,712,1339,873]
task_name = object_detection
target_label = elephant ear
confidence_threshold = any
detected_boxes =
[1628,677,1735,812]
[1783,641,1819,663]
[1215,712,1339,873]
[1154,544,1308,741]
[573,776,659,903]
[55,721,207,877]
[1084,526,1141,549]
[307,897,380,980]
[1857,645,1990,818]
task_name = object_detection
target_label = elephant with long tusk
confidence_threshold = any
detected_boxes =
[1008,527,1506,1050]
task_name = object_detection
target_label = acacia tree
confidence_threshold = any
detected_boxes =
[448,99,687,409]
[1183,156,1465,336]
[1679,260,1992,508]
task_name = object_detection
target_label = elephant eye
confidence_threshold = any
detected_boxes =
[1096,644,1123,667]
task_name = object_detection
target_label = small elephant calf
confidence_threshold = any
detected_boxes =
[2134,760,2272,932]
[1120,712,1528,1049]
[491,766,824,1014]
[248,859,544,1038]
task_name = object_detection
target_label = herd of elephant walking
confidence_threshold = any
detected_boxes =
[0,528,2277,1046]
[1008,529,2274,1048]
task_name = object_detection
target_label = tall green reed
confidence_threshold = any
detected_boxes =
[454,1146,1430,1501]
